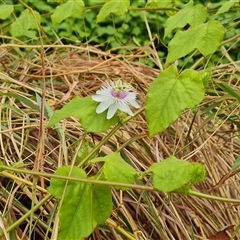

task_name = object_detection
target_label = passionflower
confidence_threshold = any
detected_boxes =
[92,80,140,119]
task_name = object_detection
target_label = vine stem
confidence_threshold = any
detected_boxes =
[188,189,240,203]
[0,165,153,191]
[1,166,240,203]
[77,107,145,168]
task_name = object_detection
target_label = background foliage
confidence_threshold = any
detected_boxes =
[1,0,239,65]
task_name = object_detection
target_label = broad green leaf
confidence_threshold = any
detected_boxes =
[232,155,240,171]
[147,156,205,192]
[49,167,93,239]
[216,0,239,15]
[147,0,174,8]
[60,183,96,240]
[97,0,130,23]
[146,65,205,137]
[10,10,41,37]
[47,96,118,133]
[101,152,138,189]
[48,166,87,198]
[0,4,14,19]
[49,166,112,240]
[166,20,225,64]
[51,0,85,24]
[165,2,207,37]
[92,184,112,223]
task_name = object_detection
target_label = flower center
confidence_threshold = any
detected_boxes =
[111,89,127,99]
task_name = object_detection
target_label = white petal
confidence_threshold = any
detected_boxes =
[92,94,112,102]
[107,103,118,119]
[128,99,140,108]
[92,80,140,119]
[117,101,134,116]
[123,92,140,108]
[126,92,137,99]
[96,101,111,113]
[96,88,112,96]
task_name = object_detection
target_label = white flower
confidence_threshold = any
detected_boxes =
[92,80,140,119]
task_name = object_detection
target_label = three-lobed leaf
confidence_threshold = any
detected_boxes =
[48,166,112,240]
[51,0,85,24]
[104,153,138,189]
[0,4,14,20]
[97,0,130,23]
[92,184,112,223]
[165,2,207,37]
[147,156,206,192]
[47,96,118,133]
[59,183,96,240]
[166,20,225,63]
[10,10,41,37]
[90,152,138,189]
[48,166,87,198]
[48,166,94,239]
[145,65,205,137]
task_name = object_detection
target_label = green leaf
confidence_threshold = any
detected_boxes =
[95,153,138,189]
[232,155,240,171]
[48,166,87,198]
[146,0,177,16]
[51,0,85,24]
[164,2,207,37]
[47,96,118,133]
[60,183,96,240]
[92,184,112,223]
[216,0,239,15]
[97,0,130,23]
[145,65,205,137]
[49,166,112,240]
[104,153,138,189]
[166,20,225,64]
[10,10,41,37]
[0,4,14,19]
[217,83,240,102]
[147,156,205,192]
[147,0,174,8]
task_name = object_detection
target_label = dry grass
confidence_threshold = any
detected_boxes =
[0,39,240,240]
